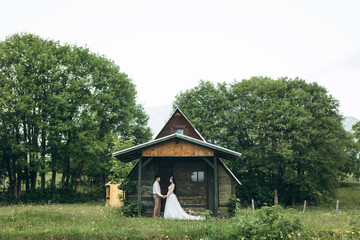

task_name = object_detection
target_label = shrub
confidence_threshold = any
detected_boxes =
[228,197,241,216]
[118,201,146,217]
[0,187,105,205]
[201,210,213,220]
[118,179,136,194]
[236,205,301,239]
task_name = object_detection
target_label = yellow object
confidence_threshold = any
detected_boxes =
[105,182,124,207]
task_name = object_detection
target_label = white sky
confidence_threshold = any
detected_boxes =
[1,0,360,121]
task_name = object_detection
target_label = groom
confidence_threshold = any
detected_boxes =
[153,175,167,218]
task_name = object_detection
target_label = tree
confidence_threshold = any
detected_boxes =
[173,80,230,145]
[0,33,152,197]
[174,77,354,205]
[108,136,136,183]
[351,122,360,179]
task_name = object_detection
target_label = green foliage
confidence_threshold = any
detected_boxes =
[118,179,137,194]
[228,197,241,217]
[353,121,360,140]
[173,80,229,144]
[118,201,146,217]
[0,202,360,239]
[0,178,358,239]
[108,137,136,183]
[0,33,152,198]
[238,205,301,239]
[336,180,360,209]
[201,209,213,220]
[351,122,360,178]
[174,77,359,205]
[205,205,302,239]
[0,187,104,205]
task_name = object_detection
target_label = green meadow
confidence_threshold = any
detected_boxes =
[0,179,359,240]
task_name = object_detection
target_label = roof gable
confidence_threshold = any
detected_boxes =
[112,133,241,162]
[155,108,206,141]
[142,139,214,157]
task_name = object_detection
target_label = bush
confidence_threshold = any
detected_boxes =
[228,197,241,216]
[118,179,136,194]
[0,187,105,205]
[201,210,213,220]
[198,206,302,239]
[236,205,301,239]
[118,201,146,217]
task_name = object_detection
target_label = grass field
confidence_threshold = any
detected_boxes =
[0,179,359,239]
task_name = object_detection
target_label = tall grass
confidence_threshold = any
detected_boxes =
[1,203,359,239]
[336,180,360,209]
[0,203,210,239]
[0,179,359,239]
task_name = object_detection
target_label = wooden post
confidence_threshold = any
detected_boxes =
[274,189,279,205]
[137,156,142,217]
[214,155,218,216]
[2,175,5,191]
[303,200,307,213]
[335,200,339,215]
[252,199,255,212]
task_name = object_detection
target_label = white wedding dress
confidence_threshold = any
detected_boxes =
[164,185,204,220]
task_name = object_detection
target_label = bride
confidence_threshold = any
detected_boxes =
[164,176,204,220]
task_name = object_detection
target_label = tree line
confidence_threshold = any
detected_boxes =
[0,33,152,198]
[1,33,359,206]
[173,79,360,206]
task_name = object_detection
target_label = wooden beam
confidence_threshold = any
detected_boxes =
[202,157,214,168]
[214,154,218,216]
[142,157,153,169]
[138,156,142,217]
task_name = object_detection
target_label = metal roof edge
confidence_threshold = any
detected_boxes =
[154,108,206,142]
[112,134,177,157]
[218,157,242,185]
[112,133,241,158]
[153,108,177,138]
[118,159,139,188]
[175,108,206,142]
[175,134,241,157]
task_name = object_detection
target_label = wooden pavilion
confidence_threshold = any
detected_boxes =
[112,108,241,216]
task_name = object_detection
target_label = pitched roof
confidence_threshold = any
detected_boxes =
[112,107,242,186]
[155,108,206,141]
[112,133,241,162]
[122,156,242,186]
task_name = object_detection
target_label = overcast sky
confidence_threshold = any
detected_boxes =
[1,0,360,123]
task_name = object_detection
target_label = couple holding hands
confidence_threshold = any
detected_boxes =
[152,175,203,220]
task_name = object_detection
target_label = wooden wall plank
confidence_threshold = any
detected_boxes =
[155,109,204,141]
[142,140,214,157]
[176,162,207,205]
[218,163,232,205]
